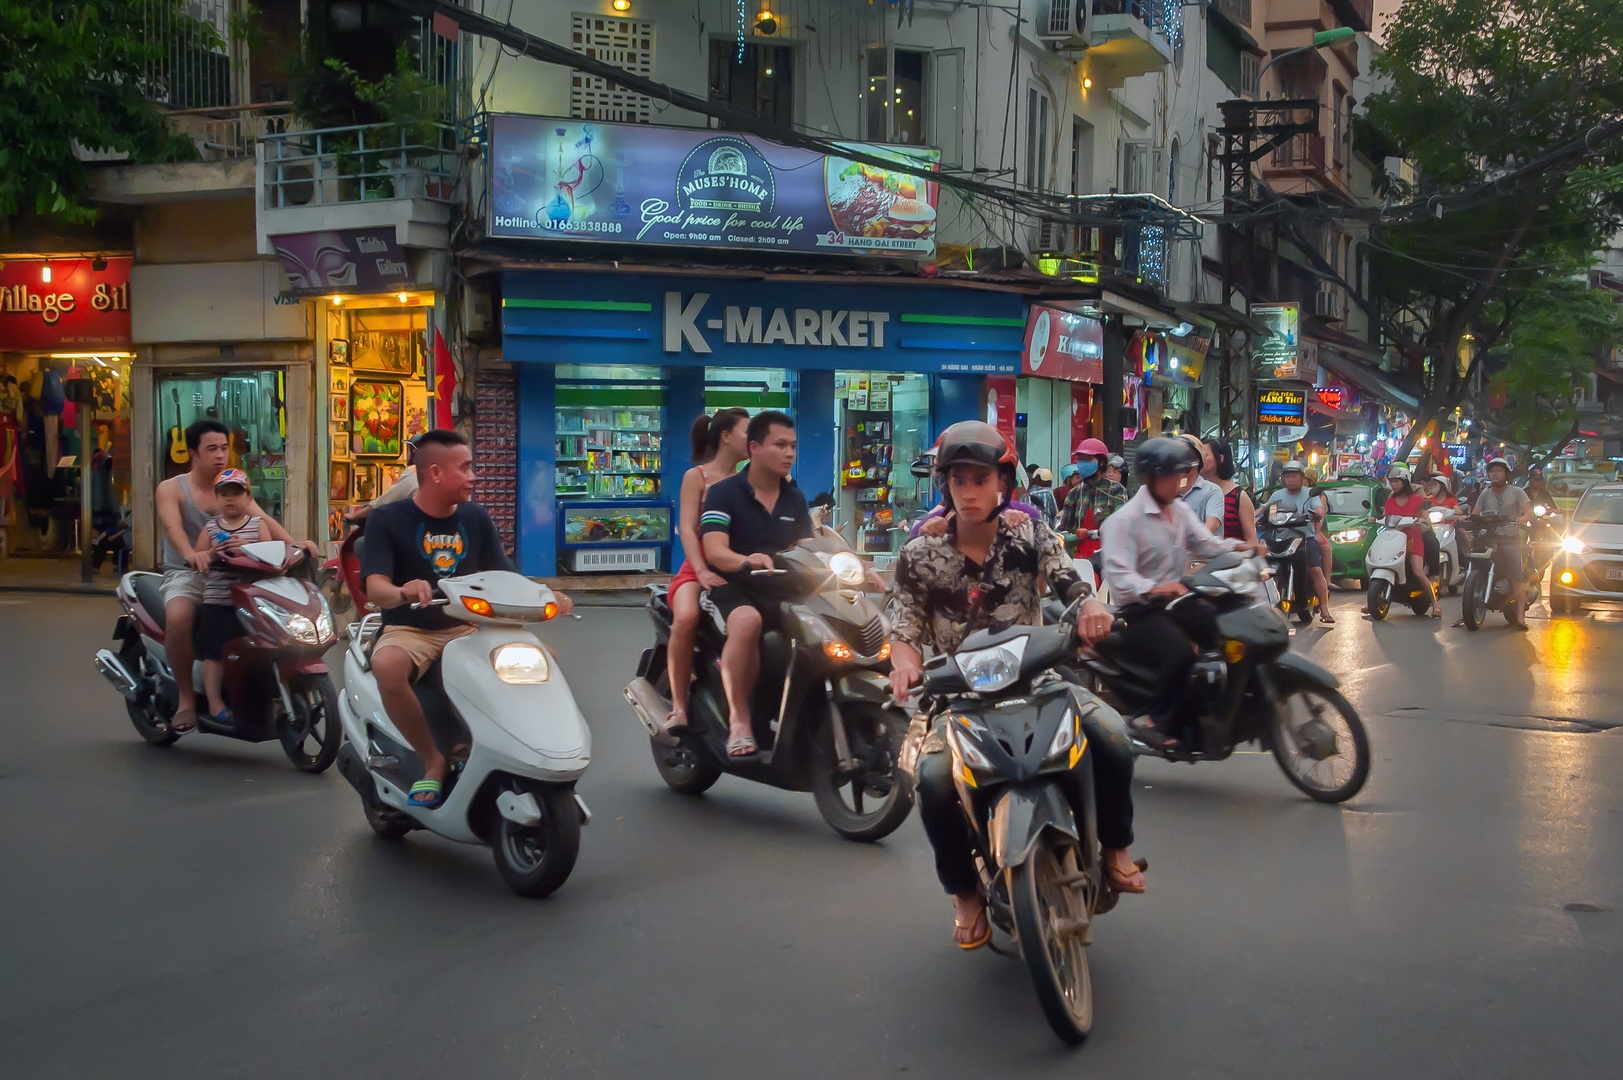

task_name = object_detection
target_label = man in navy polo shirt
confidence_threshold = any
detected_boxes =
[699,410,814,759]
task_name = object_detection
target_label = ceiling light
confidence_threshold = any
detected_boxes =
[398,292,409,303]
[755,6,778,34]
[41,262,51,283]
[1083,77,1093,89]
[331,295,344,306]
[611,0,631,9]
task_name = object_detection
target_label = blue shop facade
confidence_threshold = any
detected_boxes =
[500,270,1029,576]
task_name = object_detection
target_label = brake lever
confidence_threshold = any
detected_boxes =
[409,598,450,610]
[749,568,789,575]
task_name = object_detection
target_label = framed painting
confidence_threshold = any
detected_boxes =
[350,380,404,458]
[383,463,407,488]
[403,381,429,441]
[328,460,350,502]
[352,328,420,374]
[329,394,349,422]
[352,463,380,504]
[329,338,350,368]
[330,369,350,395]
[329,429,351,462]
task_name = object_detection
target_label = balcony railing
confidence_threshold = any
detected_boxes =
[144,0,235,109]
[261,122,462,209]
[1270,133,1327,174]
[1091,0,1161,31]
[167,102,296,161]
[1211,0,1252,26]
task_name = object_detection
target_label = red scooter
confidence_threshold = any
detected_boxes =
[95,541,342,772]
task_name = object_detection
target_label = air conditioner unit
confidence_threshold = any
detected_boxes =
[1035,217,1067,252]
[1039,0,1089,42]
[1314,287,1344,320]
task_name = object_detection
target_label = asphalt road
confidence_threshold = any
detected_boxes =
[2,588,1620,1079]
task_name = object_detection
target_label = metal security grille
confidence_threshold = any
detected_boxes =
[570,14,655,123]
[144,0,235,108]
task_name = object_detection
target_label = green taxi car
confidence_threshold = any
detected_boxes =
[1319,478,1388,585]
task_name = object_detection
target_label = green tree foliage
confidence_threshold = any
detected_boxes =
[0,1,223,224]
[1363,0,1623,454]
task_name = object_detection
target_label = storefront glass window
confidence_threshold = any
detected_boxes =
[555,365,663,500]
[157,371,288,521]
[703,367,792,412]
[835,371,930,557]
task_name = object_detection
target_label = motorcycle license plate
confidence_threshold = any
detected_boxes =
[1264,578,1281,606]
[1607,568,1623,582]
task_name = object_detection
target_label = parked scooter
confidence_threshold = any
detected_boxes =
[332,532,591,897]
[1082,554,1371,802]
[625,535,913,842]
[95,542,341,771]
[910,594,1130,1045]
[1259,505,1319,626]
[1428,506,1467,595]
[1365,513,1439,620]
[1460,514,1542,631]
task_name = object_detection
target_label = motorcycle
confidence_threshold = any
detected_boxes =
[624,536,914,842]
[1428,506,1467,595]
[1460,514,1541,631]
[95,541,342,772]
[1527,502,1560,584]
[1365,514,1439,620]
[1082,554,1371,803]
[1259,505,1318,625]
[913,594,1130,1045]
[332,531,591,897]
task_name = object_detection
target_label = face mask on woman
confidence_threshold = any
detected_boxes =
[1076,460,1099,479]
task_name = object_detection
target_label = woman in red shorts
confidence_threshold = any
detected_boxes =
[662,408,751,732]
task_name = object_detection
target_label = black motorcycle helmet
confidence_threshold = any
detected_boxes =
[1135,436,1199,480]
[933,420,1019,521]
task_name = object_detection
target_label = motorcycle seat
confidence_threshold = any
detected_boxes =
[131,572,168,628]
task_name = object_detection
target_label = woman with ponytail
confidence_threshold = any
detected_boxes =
[660,408,751,732]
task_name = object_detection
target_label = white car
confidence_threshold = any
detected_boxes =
[1549,483,1623,615]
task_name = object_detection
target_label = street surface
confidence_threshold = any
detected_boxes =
[2,589,1620,1078]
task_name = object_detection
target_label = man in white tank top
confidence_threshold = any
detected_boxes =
[155,420,317,732]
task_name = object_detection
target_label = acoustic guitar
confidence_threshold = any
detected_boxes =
[168,387,188,464]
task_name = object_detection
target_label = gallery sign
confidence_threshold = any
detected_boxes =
[1252,302,1300,380]
[1257,388,1307,425]
[487,114,940,258]
[1022,305,1104,384]
[0,256,131,351]
[270,228,411,296]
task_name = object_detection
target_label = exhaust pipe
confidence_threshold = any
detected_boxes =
[95,649,140,700]
[624,677,678,745]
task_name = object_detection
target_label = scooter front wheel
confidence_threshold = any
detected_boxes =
[1011,840,1094,1045]
[492,780,581,898]
[280,674,341,773]
[1367,580,1390,621]
[810,703,914,843]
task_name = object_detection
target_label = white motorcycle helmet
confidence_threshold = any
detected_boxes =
[1387,463,1412,483]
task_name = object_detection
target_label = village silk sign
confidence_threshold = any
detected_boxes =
[0,257,132,351]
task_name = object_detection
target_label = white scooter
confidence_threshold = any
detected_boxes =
[1365,514,1438,620]
[335,567,592,898]
[1428,506,1467,595]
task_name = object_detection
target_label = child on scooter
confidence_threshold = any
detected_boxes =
[195,469,269,723]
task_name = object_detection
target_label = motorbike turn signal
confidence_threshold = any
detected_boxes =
[824,641,854,661]
[462,596,494,617]
[878,642,891,660]
[1223,640,1245,663]
[542,601,558,620]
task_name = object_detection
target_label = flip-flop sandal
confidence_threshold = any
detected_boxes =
[169,709,197,734]
[1319,614,1337,624]
[1105,863,1147,894]
[408,779,443,807]
[209,707,235,726]
[954,911,992,951]
[658,709,688,735]
[1511,621,1530,632]
[725,735,758,759]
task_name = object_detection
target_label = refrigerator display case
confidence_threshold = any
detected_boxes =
[558,499,671,573]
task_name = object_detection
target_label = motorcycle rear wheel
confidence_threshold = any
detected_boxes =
[280,675,341,773]
[810,703,914,843]
[492,780,581,898]
[1366,580,1390,621]
[1011,841,1094,1045]
[361,785,413,840]
[126,697,180,747]
[650,739,723,795]
[1270,685,1370,803]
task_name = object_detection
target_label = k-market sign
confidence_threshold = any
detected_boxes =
[663,292,892,354]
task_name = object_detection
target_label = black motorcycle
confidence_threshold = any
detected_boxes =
[1082,553,1371,803]
[625,536,914,841]
[914,595,1131,1045]
[1460,514,1541,630]
[1259,506,1319,626]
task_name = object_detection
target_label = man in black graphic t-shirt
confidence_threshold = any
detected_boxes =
[359,429,573,805]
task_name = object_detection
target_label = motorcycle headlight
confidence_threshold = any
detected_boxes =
[1046,708,1077,761]
[1561,536,1586,554]
[1427,511,1443,524]
[1207,561,1262,597]
[252,596,331,645]
[1533,504,1549,517]
[491,642,550,684]
[828,551,866,587]
[954,636,1028,693]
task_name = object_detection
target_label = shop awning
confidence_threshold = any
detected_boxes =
[1316,344,1424,414]
[1195,301,1274,340]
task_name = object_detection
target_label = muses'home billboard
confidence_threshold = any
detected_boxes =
[486,115,940,258]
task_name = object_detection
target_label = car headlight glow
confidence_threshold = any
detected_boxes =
[954,636,1028,693]
[252,596,333,645]
[1331,528,1365,544]
[828,551,866,586]
[491,642,550,683]
[1562,536,1587,554]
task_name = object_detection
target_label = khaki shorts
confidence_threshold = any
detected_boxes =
[161,567,205,607]
[373,623,476,679]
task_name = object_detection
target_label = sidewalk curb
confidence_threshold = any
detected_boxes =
[0,584,118,597]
